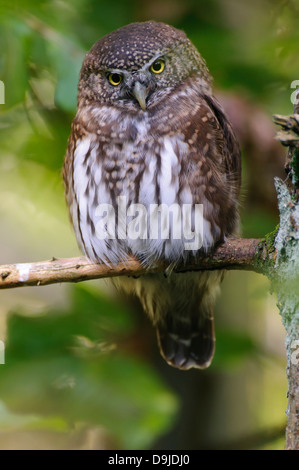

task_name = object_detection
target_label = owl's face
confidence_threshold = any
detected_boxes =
[78,21,211,111]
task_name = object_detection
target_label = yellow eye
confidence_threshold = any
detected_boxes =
[150,59,165,74]
[108,73,123,86]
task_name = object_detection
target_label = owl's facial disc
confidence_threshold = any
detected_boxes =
[129,58,165,110]
[115,65,160,110]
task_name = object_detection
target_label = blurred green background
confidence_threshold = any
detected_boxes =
[0,0,297,450]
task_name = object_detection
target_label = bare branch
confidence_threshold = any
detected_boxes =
[0,237,272,290]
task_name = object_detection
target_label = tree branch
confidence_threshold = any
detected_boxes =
[0,237,273,290]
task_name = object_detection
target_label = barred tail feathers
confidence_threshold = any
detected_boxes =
[119,271,222,370]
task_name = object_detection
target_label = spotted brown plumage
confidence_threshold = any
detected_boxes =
[63,21,241,370]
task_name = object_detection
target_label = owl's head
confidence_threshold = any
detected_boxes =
[78,21,211,111]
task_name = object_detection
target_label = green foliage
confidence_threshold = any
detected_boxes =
[1,285,177,449]
[212,328,257,369]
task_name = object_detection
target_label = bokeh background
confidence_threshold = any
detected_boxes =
[0,0,298,450]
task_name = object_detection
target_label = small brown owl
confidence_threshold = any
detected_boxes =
[63,21,241,370]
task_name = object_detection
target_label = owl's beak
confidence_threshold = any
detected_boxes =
[132,81,148,111]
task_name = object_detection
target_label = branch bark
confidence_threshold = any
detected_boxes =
[270,179,299,451]
[0,237,272,290]
[273,107,299,450]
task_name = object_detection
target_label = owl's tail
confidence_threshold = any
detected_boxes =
[156,304,215,370]
[120,271,221,370]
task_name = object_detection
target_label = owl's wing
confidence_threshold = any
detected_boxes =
[153,94,242,370]
[202,93,241,197]
[178,91,241,243]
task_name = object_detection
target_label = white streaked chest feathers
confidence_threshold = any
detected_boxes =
[71,112,215,265]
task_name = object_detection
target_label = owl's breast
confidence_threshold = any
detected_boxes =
[69,99,237,265]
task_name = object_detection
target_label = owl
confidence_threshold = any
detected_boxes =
[63,21,241,370]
